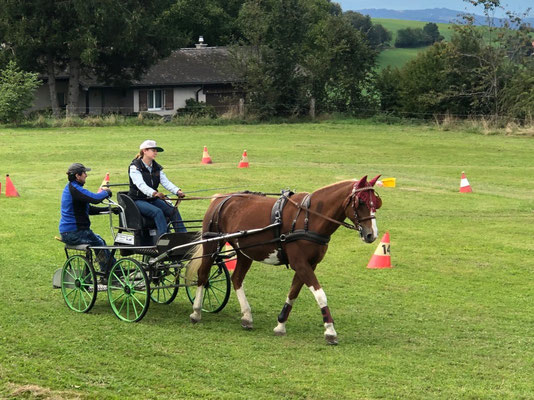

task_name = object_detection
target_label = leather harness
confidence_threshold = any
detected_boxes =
[202,191,331,267]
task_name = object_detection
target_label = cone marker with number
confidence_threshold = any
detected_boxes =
[367,231,392,269]
[201,146,213,164]
[98,172,110,193]
[5,175,20,197]
[459,171,472,193]
[224,242,237,271]
[238,150,249,168]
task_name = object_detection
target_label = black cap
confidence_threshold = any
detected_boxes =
[67,163,91,175]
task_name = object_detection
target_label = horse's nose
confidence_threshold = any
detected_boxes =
[365,232,375,243]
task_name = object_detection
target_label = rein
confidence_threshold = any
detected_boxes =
[283,186,376,232]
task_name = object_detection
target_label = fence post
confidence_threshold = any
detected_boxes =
[239,98,245,118]
[309,97,315,119]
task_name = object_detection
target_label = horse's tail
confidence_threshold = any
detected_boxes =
[185,231,204,284]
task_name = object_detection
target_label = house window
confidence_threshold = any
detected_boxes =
[148,89,163,110]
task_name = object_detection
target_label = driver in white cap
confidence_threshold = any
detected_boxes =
[128,140,186,236]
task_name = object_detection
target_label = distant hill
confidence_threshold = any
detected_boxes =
[356,8,534,26]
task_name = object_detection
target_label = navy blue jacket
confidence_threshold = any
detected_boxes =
[59,181,110,233]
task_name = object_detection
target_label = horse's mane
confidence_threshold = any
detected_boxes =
[237,190,267,197]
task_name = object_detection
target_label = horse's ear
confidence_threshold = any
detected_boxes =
[369,175,381,187]
[356,175,368,188]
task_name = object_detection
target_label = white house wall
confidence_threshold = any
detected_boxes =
[133,87,206,116]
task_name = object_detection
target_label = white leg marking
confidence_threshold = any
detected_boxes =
[236,286,253,327]
[324,322,337,337]
[262,250,280,265]
[308,286,337,341]
[308,286,327,308]
[189,286,204,322]
[273,297,295,336]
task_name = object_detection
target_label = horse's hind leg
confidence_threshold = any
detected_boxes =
[189,250,213,324]
[273,273,305,336]
[232,254,253,329]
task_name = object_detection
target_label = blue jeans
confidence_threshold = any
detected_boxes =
[134,199,187,237]
[61,229,115,274]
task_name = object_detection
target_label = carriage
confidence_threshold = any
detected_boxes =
[55,192,233,322]
[56,176,383,344]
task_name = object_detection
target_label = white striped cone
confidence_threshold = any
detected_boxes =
[459,171,472,193]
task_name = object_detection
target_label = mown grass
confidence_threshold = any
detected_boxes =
[0,120,533,399]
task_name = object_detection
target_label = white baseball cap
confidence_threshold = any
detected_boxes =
[140,140,164,152]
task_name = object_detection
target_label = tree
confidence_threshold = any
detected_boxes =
[343,11,392,49]
[0,61,40,123]
[237,0,377,117]
[1,0,235,116]
[423,23,444,44]
[376,0,534,121]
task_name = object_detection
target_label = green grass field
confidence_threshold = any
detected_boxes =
[1,121,533,399]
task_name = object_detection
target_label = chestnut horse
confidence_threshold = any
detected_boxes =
[188,176,382,344]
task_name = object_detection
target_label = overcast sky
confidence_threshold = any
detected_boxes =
[336,0,533,17]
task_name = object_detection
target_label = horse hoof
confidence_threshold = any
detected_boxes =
[273,329,286,336]
[241,319,253,330]
[190,314,200,324]
[325,335,338,345]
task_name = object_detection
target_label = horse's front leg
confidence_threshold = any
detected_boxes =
[293,264,338,345]
[274,273,305,336]
[308,284,337,345]
[232,255,253,329]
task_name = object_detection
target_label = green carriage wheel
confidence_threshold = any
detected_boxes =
[185,260,231,313]
[150,266,179,304]
[107,258,150,322]
[61,255,97,313]
[141,255,179,305]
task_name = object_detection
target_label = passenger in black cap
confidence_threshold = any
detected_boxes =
[59,163,116,277]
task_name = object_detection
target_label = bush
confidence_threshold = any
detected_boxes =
[0,61,40,123]
[175,99,217,118]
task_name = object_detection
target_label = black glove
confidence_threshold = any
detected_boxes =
[104,188,112,198]
[111,207,121,215]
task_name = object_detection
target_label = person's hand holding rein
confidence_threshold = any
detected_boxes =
[176,190,185,199]
[153,191,167,200]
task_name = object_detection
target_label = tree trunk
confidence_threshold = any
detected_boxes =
[67,59,81,117]
[47,55,60,117]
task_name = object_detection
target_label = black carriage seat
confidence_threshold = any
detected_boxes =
[116,192,158,246]
[156,232,199,260]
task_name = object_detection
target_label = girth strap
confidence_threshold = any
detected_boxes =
[270,190,294,265]
[282,230,330,246]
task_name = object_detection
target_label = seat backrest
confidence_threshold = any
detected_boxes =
[117,192,143,230]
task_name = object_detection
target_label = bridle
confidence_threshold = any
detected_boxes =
[283,184,378,232]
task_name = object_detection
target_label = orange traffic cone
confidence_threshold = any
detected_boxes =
[367,232,392,269]
[224,242,236,271]
[201,146,213,164]
[97,172,110,193]
[459,171,472,193]
[5,175,20,197]
[238,150,249,168]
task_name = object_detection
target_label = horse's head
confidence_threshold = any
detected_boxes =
[344,175,382,243]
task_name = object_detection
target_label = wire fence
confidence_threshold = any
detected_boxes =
[28,101,533,126]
